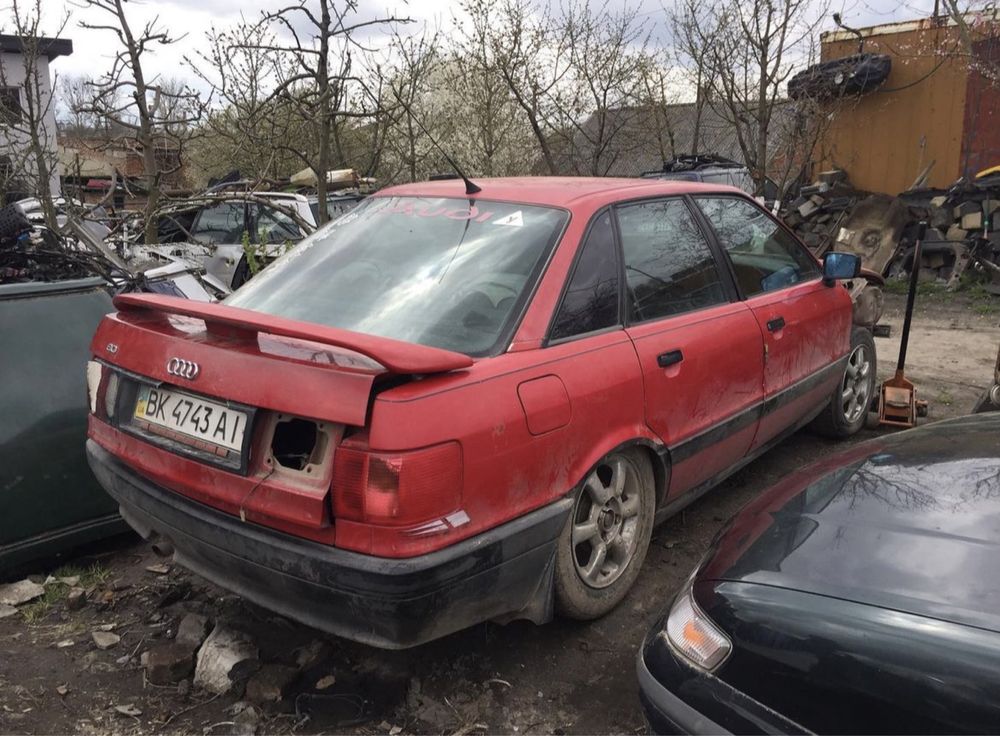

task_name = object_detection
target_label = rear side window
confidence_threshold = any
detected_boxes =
[616,199,727,323]
[697,197,820,296]
[550,211,620,341]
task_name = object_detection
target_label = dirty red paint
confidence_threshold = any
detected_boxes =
[88,177,853,562]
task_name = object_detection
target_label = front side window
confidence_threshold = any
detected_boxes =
[228,197,568,356]
[192,202,246,243]
[697,197,820,297]
[616,198,727,323]
[550,211,620,341]
[254,204,302,244]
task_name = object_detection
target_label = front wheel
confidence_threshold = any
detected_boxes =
[811,327,877,438]
[555,448,655,620]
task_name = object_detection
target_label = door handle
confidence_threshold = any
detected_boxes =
[657,349,684,368]
[767,316,786,333]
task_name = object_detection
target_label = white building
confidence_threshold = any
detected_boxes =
[0,34,72,201]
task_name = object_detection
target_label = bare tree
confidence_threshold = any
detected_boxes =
[669,0,719,155]
[57,74,105,134]
[188,21,300,183]
[239,0,409,223]
[463,0,570,174]
[552,1,652,176]
[0,0,68,226]
[636,53,683,166]
[378,29,443,182]
[74,0,203,243]
[694,0,827,194]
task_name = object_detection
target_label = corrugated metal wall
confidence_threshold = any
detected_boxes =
[817,21,968,194]
[961,36,1000,179]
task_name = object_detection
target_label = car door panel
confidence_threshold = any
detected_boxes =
[696,195,852,450]
[627,304,764,495]
[615,198,765,498]
[747,281,851,448]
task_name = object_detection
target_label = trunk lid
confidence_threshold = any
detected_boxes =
[95,293,473,427]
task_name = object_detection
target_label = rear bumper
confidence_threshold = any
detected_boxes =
[87,440,571,648]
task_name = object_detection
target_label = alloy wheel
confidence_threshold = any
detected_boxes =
[571,455,642,589]
[841,343,872,424]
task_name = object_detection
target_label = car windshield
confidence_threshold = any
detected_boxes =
[227,196,568,356]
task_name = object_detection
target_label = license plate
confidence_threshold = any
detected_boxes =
[133,386,248,456]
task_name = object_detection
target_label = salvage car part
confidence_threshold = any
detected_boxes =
[788,53,891,100]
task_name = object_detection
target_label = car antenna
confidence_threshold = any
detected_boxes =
[392,92,481,195]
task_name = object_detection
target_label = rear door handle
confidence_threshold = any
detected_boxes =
[767,316,786,333]
[657,349,684,368]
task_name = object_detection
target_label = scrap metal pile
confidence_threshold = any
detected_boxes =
[782,169,1000,291]
[0,201,224,301]
[0,204,120,284]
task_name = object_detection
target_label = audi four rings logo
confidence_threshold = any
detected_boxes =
[166,358,200,380]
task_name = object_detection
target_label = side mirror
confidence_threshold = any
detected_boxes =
[823,252,861,285]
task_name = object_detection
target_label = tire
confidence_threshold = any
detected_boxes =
[555,448,655,620]
[972,385,1000,414]
[811,327,877,439]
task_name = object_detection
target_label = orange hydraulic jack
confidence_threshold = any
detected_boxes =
[880,222,927,427]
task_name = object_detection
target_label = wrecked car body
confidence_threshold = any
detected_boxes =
[86,177,873,648]
[0,277,129,573]
[0,202,222,573]
[131,192,319,290]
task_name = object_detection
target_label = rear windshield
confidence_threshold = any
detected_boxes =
[227,196,568,356]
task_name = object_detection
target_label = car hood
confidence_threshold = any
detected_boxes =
[700,413,1000,633]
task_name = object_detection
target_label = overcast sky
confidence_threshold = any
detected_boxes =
[30,0,937,92]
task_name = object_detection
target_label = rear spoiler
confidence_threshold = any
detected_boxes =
[112,293,474,375]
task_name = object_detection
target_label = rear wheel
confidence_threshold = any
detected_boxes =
[555,448,655,620]
[811,327,877,438]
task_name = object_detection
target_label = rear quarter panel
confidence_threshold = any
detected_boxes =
[371,329,652,540]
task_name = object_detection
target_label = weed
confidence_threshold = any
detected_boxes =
[17,562,111,623]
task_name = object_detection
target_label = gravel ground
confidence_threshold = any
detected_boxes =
[1,292,997,736]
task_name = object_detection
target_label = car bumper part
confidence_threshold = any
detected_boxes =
[637,650,729,735]
[87,440,571,649]
[637,635,809,735]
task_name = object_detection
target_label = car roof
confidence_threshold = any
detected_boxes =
[379,176,746,208]
[700,413,1000,633]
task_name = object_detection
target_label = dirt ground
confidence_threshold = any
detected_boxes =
[2,291,997,736]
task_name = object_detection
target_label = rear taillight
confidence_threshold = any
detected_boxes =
[86,361,102,414]
[87,361,119,421]
[333,442,462,525]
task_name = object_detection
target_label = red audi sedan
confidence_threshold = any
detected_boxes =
[85,177,872,648]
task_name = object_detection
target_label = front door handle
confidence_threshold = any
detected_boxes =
[657,349,684,368]
[767,316,786,333]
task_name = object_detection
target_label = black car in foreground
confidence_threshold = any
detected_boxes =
[638,413,1000,734]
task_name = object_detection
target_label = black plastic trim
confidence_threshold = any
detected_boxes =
[87,441,572,649]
